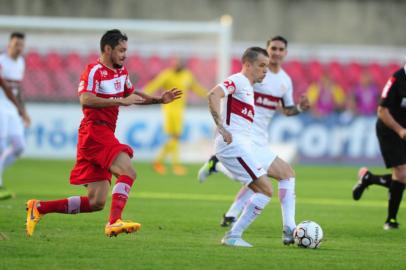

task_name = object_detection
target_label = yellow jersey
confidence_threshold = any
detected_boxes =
[143,68,208,111]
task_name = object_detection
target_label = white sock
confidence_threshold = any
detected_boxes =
[0,147,17,187]
[215,162,235,179]
[278,177,296,230]
[1,146,19,169]
[225,186,254,218]
[230,193,270,237]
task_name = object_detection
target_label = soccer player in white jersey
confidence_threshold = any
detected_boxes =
[199,36,310,245]
[0,32,31,200]
[208,46,270,247]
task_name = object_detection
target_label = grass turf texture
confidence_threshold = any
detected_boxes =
[1,159,406,270]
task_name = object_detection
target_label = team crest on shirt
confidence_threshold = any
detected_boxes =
[114,79,121,90]
[223,80,236,93]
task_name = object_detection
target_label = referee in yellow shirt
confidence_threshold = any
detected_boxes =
[143,58,208,175]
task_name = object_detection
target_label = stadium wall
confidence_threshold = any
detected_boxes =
[0,0,405,45]
[24,104,383,166]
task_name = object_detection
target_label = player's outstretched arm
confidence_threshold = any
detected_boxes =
[79,92,140,107]
[132,88,182,105]
[208,86,232,144]
[282,95,310,116]
[378,106,406,140]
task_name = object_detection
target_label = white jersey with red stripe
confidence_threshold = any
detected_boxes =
[0,53,25,110]
[214,72,255,154]
[251,68,294,146]
[77,61,134,130]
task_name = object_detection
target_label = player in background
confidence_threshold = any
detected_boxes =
[352,65,406,230]
[0,32,31,200]
[25,29,182,237]
[143,57,208,175]
[208,46,270,247]
[198,36,310,244]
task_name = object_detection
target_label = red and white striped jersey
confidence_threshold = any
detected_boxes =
[251,69,294,145]
[78,61,134,129]
[0,53,25,109]
[215,73,254,152]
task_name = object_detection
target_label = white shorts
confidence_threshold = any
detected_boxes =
[216,141,266,185]
[252,143,278,170]
[0,103,24,140]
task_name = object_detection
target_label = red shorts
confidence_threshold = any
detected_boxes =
[69,121,133,185]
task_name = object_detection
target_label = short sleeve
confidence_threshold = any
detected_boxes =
[78,65,101,95]
[379,76,397,108]
[218,79,237,96]
[282,77,295,107]
[124,75,135,96]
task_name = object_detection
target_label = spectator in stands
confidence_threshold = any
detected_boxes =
[143,57,208,175]
[347,71,379,116]
[306,73,346,117]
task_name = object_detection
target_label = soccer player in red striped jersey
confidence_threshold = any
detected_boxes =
[25,29,182,237]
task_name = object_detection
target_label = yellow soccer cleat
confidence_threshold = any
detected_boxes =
[26,199,42,237]
[105,219,141,237]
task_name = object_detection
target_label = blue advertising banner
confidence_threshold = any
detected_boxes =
[24,104,384,165]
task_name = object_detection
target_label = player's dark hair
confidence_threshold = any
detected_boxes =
[100,29,128,52]
[266,35,288,48]
[10,32,25,40]
[241,47,269,64]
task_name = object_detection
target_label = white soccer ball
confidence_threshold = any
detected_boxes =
[293,221,323,249]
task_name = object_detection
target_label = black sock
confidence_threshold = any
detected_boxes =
[210,155,219,172]
[386,180,405,222]
[211,155,219,163]
[366,172,392,188]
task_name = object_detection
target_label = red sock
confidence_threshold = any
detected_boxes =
[37,196,92,215]
[37,199,68,214]
[79,196,92,213]
[109,175,134,224]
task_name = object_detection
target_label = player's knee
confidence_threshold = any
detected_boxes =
[396,172,406,183]
[11,137,25,156]
[89,198,106,211]
[124,168,136,180]
[393,168,406,182]
[279,165,295,179]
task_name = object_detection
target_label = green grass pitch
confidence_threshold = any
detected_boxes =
[1,159,406,270]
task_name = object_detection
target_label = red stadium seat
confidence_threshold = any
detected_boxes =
[65,52,84,70]
[25,51,43,70]
[346,61,362,86]
[45,52,63,71]
[327,61,349,89]
[146,55,167,78]
[231,57,242,74]
[308,60,323,82]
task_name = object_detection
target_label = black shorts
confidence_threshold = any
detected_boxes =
[376,121,406,168]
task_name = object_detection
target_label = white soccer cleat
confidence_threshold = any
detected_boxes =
[282,225,295,245]
[197,162,211,183]
[197,156,218,183]
[221,233,253,248]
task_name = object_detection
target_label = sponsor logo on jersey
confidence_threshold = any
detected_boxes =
[254,92,280,110]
